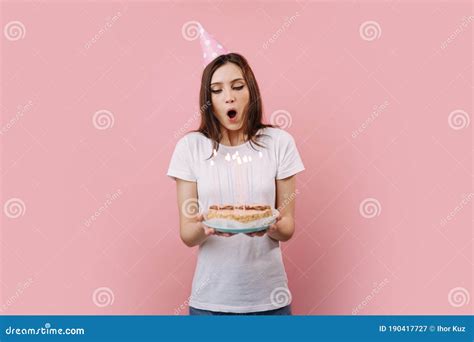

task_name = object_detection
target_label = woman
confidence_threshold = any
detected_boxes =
[167,53,304,315]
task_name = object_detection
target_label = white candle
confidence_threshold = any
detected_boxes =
[247,155,252,204]
[216,159,223,205]
[224,152,232,204]
[230,161,235,204]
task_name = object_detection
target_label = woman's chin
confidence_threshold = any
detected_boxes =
[222,121,243,131]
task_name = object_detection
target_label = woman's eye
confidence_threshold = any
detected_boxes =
[210,85,244,93]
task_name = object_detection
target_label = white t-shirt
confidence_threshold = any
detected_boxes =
[167,127,305,313]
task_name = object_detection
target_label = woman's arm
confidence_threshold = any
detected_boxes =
[176,179,233,247]
[176,179,210,247]
[267,175,298,242]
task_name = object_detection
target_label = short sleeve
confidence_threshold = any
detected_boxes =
[276,130,305,180]
[167,135,197,182]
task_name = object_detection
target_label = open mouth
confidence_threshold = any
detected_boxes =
[227,109,237,119]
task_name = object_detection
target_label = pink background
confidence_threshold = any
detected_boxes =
[1,1,472,315]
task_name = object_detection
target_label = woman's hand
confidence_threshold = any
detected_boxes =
[198,214,235,237]
[245,230,267,237]
[246,214,282,238]
[267,214,282,235]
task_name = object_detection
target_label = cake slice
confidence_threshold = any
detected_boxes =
[207,204,272,223]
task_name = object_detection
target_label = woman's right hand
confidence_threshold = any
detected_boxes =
[197,214,235,237]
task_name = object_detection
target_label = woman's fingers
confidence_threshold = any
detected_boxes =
[203,227,215,235]
[264,216,280,233]
[246,230,267,237]
[205,229,234,237]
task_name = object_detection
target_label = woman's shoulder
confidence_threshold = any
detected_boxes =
[177,131,209,144]
[259,126,295,141]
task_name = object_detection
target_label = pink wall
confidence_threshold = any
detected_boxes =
[1,1,472,315]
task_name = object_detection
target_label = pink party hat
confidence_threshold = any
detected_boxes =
[199,25,229,67]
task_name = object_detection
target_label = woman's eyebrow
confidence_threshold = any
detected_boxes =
[210,78,245,86]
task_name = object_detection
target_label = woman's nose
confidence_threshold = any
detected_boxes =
[224,90,235,103]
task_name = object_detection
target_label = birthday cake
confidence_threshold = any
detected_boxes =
[207,204,272,223]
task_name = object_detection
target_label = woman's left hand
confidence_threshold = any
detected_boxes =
[246,214,281,237]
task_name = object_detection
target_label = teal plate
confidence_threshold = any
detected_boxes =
[202,222,272,234]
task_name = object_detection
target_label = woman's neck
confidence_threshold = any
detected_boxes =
[220,129,247,146]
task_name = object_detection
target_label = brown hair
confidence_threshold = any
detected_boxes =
[195,53,274,157]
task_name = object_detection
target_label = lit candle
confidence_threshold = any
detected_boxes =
[248,155,252,204]
[237,156,242,205]
[259,150,263,204]
[216,158,223,205]
[224,152,232,204]
[248,157,251,204]
[230,152,237,207]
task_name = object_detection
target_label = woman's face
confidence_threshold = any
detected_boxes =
[210,62,250,132]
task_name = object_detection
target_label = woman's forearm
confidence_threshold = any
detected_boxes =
[180,221,208,247]
[267,216,295,242]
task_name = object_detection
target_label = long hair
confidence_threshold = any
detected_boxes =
[195,53,274,157]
